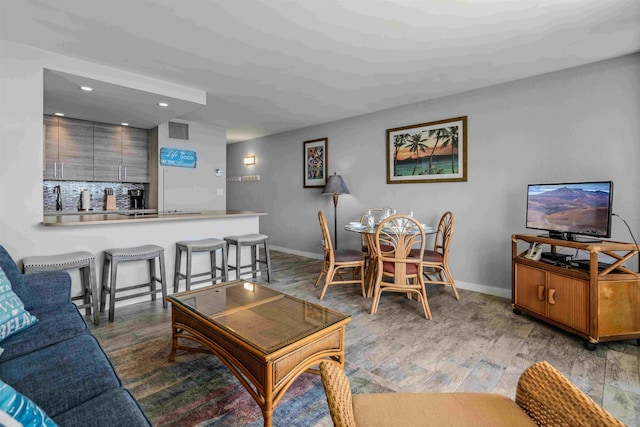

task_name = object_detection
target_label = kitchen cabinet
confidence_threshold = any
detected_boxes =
[94,123,149,183]
[512,234,640,348]
[122,127,149,182]
[44,115,94,180]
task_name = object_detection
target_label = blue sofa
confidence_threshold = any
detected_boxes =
[0,245,151,426]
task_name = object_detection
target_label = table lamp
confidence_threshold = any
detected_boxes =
[322,173,350,249]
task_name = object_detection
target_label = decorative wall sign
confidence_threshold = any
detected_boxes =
[160,148,197,168]
[303,138,328,188]
[386,116,467,184]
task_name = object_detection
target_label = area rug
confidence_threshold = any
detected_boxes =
[108,335,390,427]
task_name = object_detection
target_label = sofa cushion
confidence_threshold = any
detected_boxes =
[53,388,151,427]
[0,267,38,343]
[352,392,537,427]
[0,335,121,417]
[0,379,58,427]
[0,303,88,362]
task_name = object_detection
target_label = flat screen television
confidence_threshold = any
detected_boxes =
[526,181,613,241]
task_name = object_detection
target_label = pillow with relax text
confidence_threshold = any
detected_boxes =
[0,266,38,343]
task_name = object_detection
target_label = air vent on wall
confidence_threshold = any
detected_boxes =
[168,121,189,140]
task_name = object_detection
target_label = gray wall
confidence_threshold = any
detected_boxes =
[227,53,640,297]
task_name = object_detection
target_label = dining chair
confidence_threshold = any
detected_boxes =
[370,214,431,319]
[358,208,383,254]
[422,211,459,300]
[315,211,366,300]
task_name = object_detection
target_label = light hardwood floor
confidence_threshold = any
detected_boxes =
[89,250,640,426]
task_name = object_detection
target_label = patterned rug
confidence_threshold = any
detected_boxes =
[108,336,390,427]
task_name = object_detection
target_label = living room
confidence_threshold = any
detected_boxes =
[1,1,639,426]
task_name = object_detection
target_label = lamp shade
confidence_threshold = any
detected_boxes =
[322,174,349,196]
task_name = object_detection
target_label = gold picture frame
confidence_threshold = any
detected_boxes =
[387,116,467,184]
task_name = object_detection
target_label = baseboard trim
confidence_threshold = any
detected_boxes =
[270,245,323,260]
[453,280,511,299]
[270,246,512,299]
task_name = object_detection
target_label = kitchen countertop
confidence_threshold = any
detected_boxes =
[42,210,266,226]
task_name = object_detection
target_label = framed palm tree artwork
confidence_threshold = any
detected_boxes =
[303,137,328,188]
[386,116,467,184]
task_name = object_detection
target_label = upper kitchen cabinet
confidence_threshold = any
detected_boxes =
[122,127,149,183]
[94,123,149,183]
[43,115,94,181]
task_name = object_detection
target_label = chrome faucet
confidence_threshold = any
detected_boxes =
[54,185,62,211]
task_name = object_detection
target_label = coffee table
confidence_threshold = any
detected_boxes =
[166,280,351,427]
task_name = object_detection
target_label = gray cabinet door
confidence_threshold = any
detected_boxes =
[43,116,94,181]
[44,115,59,179]
[122,127,149,183]
[58,117,94,181]
[93,122,122,182]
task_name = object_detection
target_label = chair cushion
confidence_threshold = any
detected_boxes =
[423,250,444,263]
[382,261,419,275]
[335,249,364,263]
[352,392,537,427]
[0,380,57,427]
[0,267,38,344]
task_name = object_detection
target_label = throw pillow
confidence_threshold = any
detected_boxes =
[0,380,58,427]
[0,267,38,342]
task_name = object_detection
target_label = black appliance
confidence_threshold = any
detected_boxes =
[129,189,145,210]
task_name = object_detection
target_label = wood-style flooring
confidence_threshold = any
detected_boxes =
[89,250,640,426]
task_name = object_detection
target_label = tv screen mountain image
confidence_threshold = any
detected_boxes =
[526,182,612,236]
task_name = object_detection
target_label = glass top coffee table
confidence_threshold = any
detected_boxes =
[166,280,351,427]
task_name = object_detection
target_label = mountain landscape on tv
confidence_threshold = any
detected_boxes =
[527,187,610,235]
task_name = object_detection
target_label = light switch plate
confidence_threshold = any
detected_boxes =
[216,188,224,196]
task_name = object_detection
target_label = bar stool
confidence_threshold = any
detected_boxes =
[224,234,271,282]
[100,245,167,322]
[174,238,228,292]
[22,251,100,325]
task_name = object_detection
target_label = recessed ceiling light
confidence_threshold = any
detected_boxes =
[158,102,169,107]
[54,112,65,117]
[80,86,93,92]
[121,122,129,126]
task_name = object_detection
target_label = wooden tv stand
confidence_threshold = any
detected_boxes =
[511,234,640,349]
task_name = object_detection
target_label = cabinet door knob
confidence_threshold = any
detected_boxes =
[537,285,545,301]
[548,288,556,305]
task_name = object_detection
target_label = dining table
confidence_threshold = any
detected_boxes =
[344,220,436,297]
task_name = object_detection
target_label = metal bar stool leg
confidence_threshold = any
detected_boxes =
[173,246,182,293]
[158,250,167,308]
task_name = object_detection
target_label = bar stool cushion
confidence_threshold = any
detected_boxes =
[0,267,38,344]
[104,245,164,259]
[22,252,95,272]
[224,234,269,244]
[176,238,226,250]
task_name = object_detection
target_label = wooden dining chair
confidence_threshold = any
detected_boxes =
[358,208,383,254]
[422,211,459,300]
[315,211,366,300]
[370,214,431,319]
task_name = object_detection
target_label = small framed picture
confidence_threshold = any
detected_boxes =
[387,116,467,184]
[303,138,328,188]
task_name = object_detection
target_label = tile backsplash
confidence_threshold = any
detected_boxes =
[44,181,146,211]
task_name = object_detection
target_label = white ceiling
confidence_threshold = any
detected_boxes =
[2,0,639,142]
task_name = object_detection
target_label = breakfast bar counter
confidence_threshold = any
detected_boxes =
[42,210,266,226]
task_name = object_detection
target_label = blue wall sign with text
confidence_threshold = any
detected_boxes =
[160,148,197,168]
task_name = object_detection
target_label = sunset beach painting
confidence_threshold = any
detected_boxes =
[386,116,467,184]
